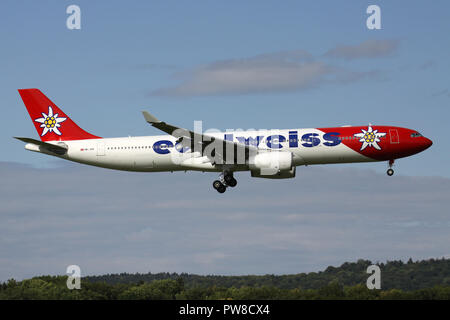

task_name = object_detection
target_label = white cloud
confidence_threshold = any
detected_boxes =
[151,48,377,97]
[324,39,400,60]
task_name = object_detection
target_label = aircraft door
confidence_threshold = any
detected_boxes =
[389,129,399,144]
[97,142,105,156]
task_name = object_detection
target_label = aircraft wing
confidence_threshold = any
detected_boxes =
[14,137,68,155]
[142,111,257,165]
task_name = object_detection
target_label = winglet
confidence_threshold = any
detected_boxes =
[142,111,161,124]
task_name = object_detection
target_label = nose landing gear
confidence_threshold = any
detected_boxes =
[387,159,395,176]
[213,172,237,193]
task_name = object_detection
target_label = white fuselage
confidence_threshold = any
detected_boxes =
[26,129,373,173]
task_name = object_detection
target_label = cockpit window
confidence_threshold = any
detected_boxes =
[411,132,422,138]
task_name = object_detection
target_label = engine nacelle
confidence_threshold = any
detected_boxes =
[249,151,295,179]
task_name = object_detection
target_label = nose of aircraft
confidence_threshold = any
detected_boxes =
[406,134,433,156]
[422,137,433,150]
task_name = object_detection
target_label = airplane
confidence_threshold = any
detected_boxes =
[15,89,433,193]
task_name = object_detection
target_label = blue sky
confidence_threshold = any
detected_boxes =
[0,1,449,281]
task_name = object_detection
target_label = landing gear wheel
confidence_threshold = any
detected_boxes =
[224,174,232,184]
[213,180,227,193]
[214,171,237,193]
[387,168,394,176]
[213,180,223,190]
[227,177,237,187]
[217,185,226,193]
[224,174,237,188]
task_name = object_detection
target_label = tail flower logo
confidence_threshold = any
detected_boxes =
[34,106,67,136]
[354,125,386,151]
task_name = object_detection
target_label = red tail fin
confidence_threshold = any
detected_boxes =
[18,89,101,141]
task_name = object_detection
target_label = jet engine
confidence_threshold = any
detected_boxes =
[249,151,296,179]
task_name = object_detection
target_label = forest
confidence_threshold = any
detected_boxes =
[1,258,449,300]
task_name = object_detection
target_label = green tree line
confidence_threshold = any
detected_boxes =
[85,257,450,291]
[1,258,449,300]
[1,277,449,300]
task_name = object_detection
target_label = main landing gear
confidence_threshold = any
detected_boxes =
[212,172,237,193]
[387,159,395,176]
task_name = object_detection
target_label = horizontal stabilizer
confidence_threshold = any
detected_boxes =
[14,137,68,155]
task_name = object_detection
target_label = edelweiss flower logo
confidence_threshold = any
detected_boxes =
[34,106,67,136]
[353,125,386,151]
